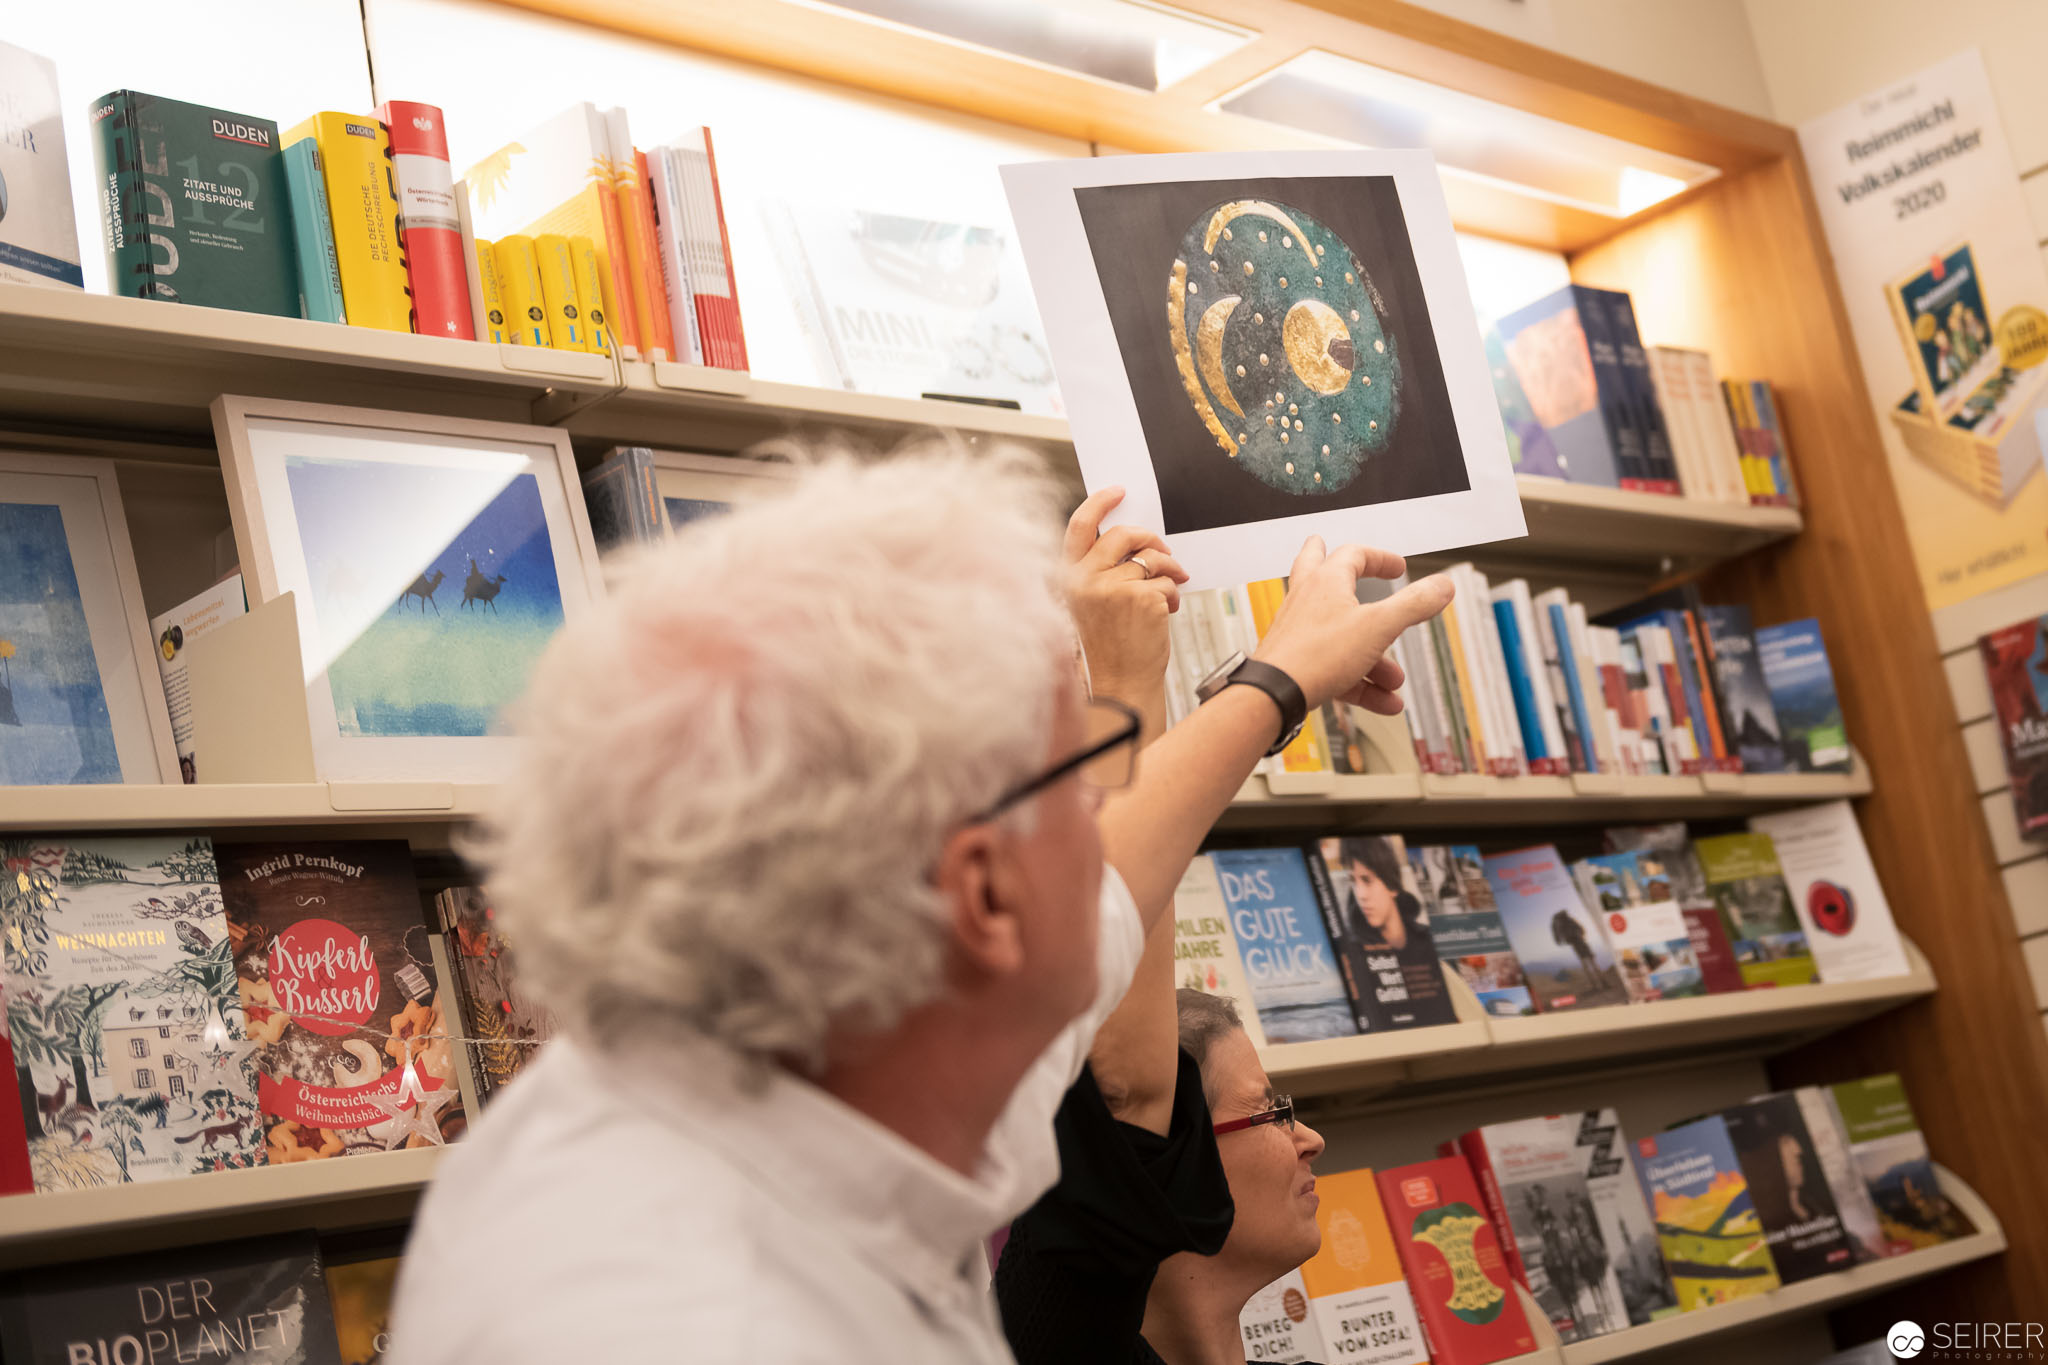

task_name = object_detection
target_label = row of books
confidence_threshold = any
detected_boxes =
[1168,574,1852,784]
[1485,281,1799,506]
[0,40,747,366]
[1,1231,396,1365]
[1240,1071,1965,1365]
[1182,802,1911,1046]
[0,834,548,1197]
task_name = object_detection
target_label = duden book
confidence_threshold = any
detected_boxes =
[1482,846,1630,1012]
[1449,1116,1625,1342]
[1721,1092,1856,1282]
[1410,843,1534,1019]
[1631,1115,1781,1310]
[221,840,466,1161]
[1173,854,1269,1048]
[2,835,265,1190]
[1308,835,1459,1033]
[0,1233,340,1365]
[1214,847,1357,1043]
[1297,1167,1430,1365]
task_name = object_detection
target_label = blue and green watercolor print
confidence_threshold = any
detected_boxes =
[285,457,567,739]
[0,502,121,785]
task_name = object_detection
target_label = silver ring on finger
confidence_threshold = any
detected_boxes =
[1126,553,1154,578]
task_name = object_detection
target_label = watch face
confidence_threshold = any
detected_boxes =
[1197,650,1248,700]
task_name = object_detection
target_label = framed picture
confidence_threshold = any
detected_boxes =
[0,453,177,786]
[653,450,796,531]
[1002,149,1524,588]
[211,396,604,782]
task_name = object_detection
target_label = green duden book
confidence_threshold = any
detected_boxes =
[89,90,298,316]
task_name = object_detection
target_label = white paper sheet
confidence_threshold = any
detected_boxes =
[1002,149,1524,589]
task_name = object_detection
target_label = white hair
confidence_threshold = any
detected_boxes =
[470,450,1075,1073]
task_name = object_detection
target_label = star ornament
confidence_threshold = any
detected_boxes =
[361,1062,456,1149]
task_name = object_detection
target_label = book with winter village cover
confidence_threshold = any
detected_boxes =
[433,884,554,1106]
[1173,854,1268,1048]
[1214,847,1355,1044]
[1603,823,1744,994]
[1692,833,1819,989]
[1828,1073,1971,1251]
[1308,835,1458,1033]
[1410,844,1533,1018]
[1451,1116,1625,1343]
[1631,1116,1781,1310]
[1572,1109,1679,1324]
[1721,1092,1856,1283]
[219,841,464,1164]
[2,835,263,1191]
[1481,846,1628,1012]
[1569,850,1705,1002]
[0,1232,339,1365]
[1976,613,2048,837]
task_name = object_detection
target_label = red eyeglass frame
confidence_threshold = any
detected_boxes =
[1212,1094,1294,1136]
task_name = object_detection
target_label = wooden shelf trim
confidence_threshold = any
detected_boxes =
[1264,936,1935,1098]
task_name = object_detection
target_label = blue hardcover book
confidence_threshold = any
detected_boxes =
[1495,285,1625,488]
[1548,599,1599,774]
[1213,847,1358,1043]
[281,138,346,324]
[1482,845,1630,1013]
[1754,620,1851,773]
[1698,606,1788,773]
[1491,598,1549,769]
[1595,288,1681,493]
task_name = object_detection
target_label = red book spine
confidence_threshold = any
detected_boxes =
[0,1004,32,1194]
[1655,660,1701,774]
[1680,611,1734,771]
[378,101,475,341]
[1680,904,1747,993]
[700,128,748,371]
[1454,1131,1533,1293]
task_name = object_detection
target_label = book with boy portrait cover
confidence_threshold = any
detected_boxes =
[1307,835,1458,1033]
[220,841,464,1163]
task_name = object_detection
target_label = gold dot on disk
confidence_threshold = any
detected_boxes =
[1239,432,1248,443]
[1362,374,1371,386]
[1282,235,1292,248]
[1332,413,1342,424]
[1322,444,1331,455]
[1266,415,1275,425]
[1259,353,1270,365]
[1189,282,1198,294]
[1285,461,1295,474]
[1374,339,1385,353]
[1315,276,1323,287]
[1236,364,1246,377]
[1280,432,1289,444]
[1276,391,1285,402]
[1369,419,1378,430]
[1265,398,1274,408]
[1223,228,1233,240]
[1279,277,1289,288]
[1294,419,1304,431]
[1259,230,1268,242]
[1243,262,1254,277]
[1317,243,1326,256]
[1254,312,1264,324]
[1288,403,1298,415]
[1345,272,1354,283]
[1210,259,1219,271]
[1314,471,1323,483]
[1350,310,1360,321]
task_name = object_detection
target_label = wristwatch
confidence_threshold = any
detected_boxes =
[1196,652,1308,757]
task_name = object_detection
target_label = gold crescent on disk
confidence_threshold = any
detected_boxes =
[1202,201,1322,272]
[1196,295,1244,416]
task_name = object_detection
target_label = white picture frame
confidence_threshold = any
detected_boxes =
[652,449,797,532]
[1002,148,1526,589]
[211,395,604,782]
[0,452,177,786]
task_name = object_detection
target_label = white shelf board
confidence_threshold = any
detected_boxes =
[0,781,495,831]
[0,1146,446,1271]
[0,283,617,438]
[1561,1164,2003,1363]
[1269,936,1933,1099]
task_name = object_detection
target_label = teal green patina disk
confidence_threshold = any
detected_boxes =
[1168,200,1398,496]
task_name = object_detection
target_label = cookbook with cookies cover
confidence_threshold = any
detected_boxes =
[219,840,465,1162]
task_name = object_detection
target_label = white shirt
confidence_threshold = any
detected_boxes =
[387,868,1144,1364]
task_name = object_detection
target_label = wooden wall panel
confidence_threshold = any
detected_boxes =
[1572,157,2048,1318]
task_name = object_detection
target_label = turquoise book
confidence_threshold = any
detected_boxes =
[281,138,346,323]
[88,90,297,316]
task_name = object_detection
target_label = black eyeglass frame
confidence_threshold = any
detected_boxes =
[1212,1094,1295,1136]
[970,697,1142,824]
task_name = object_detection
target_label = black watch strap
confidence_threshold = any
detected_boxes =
[1225,659,1308,757]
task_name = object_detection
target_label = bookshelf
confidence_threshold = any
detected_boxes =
[1264,936,1935,1099]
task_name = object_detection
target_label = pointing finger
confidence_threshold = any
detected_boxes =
[1063,486,1125,563]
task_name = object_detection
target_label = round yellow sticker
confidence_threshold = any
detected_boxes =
[1996,304,2048,369]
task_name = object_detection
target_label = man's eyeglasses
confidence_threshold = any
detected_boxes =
[971,698,1141,824]
[1213,1094,1294,1136]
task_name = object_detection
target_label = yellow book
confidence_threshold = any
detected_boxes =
[492,236,548,347]
[570,235,612,355]
[284,113,411,333]
[474,239,510,345]
[1243,578,1332,774]
[1722,380,1766,500]
[1440,599,1490,772]
[532,233,585,351]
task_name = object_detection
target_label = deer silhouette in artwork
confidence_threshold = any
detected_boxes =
[400,569,447,615]
[462,556,508,614]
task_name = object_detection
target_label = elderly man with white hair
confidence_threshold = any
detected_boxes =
[388,450,1450,1363]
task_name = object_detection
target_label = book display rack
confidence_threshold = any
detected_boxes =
[1,0,2035,1355]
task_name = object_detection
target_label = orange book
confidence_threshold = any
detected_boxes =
[1298,1169,1429,1365]
[630,149,675,361]
[1243,578,1332,774]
